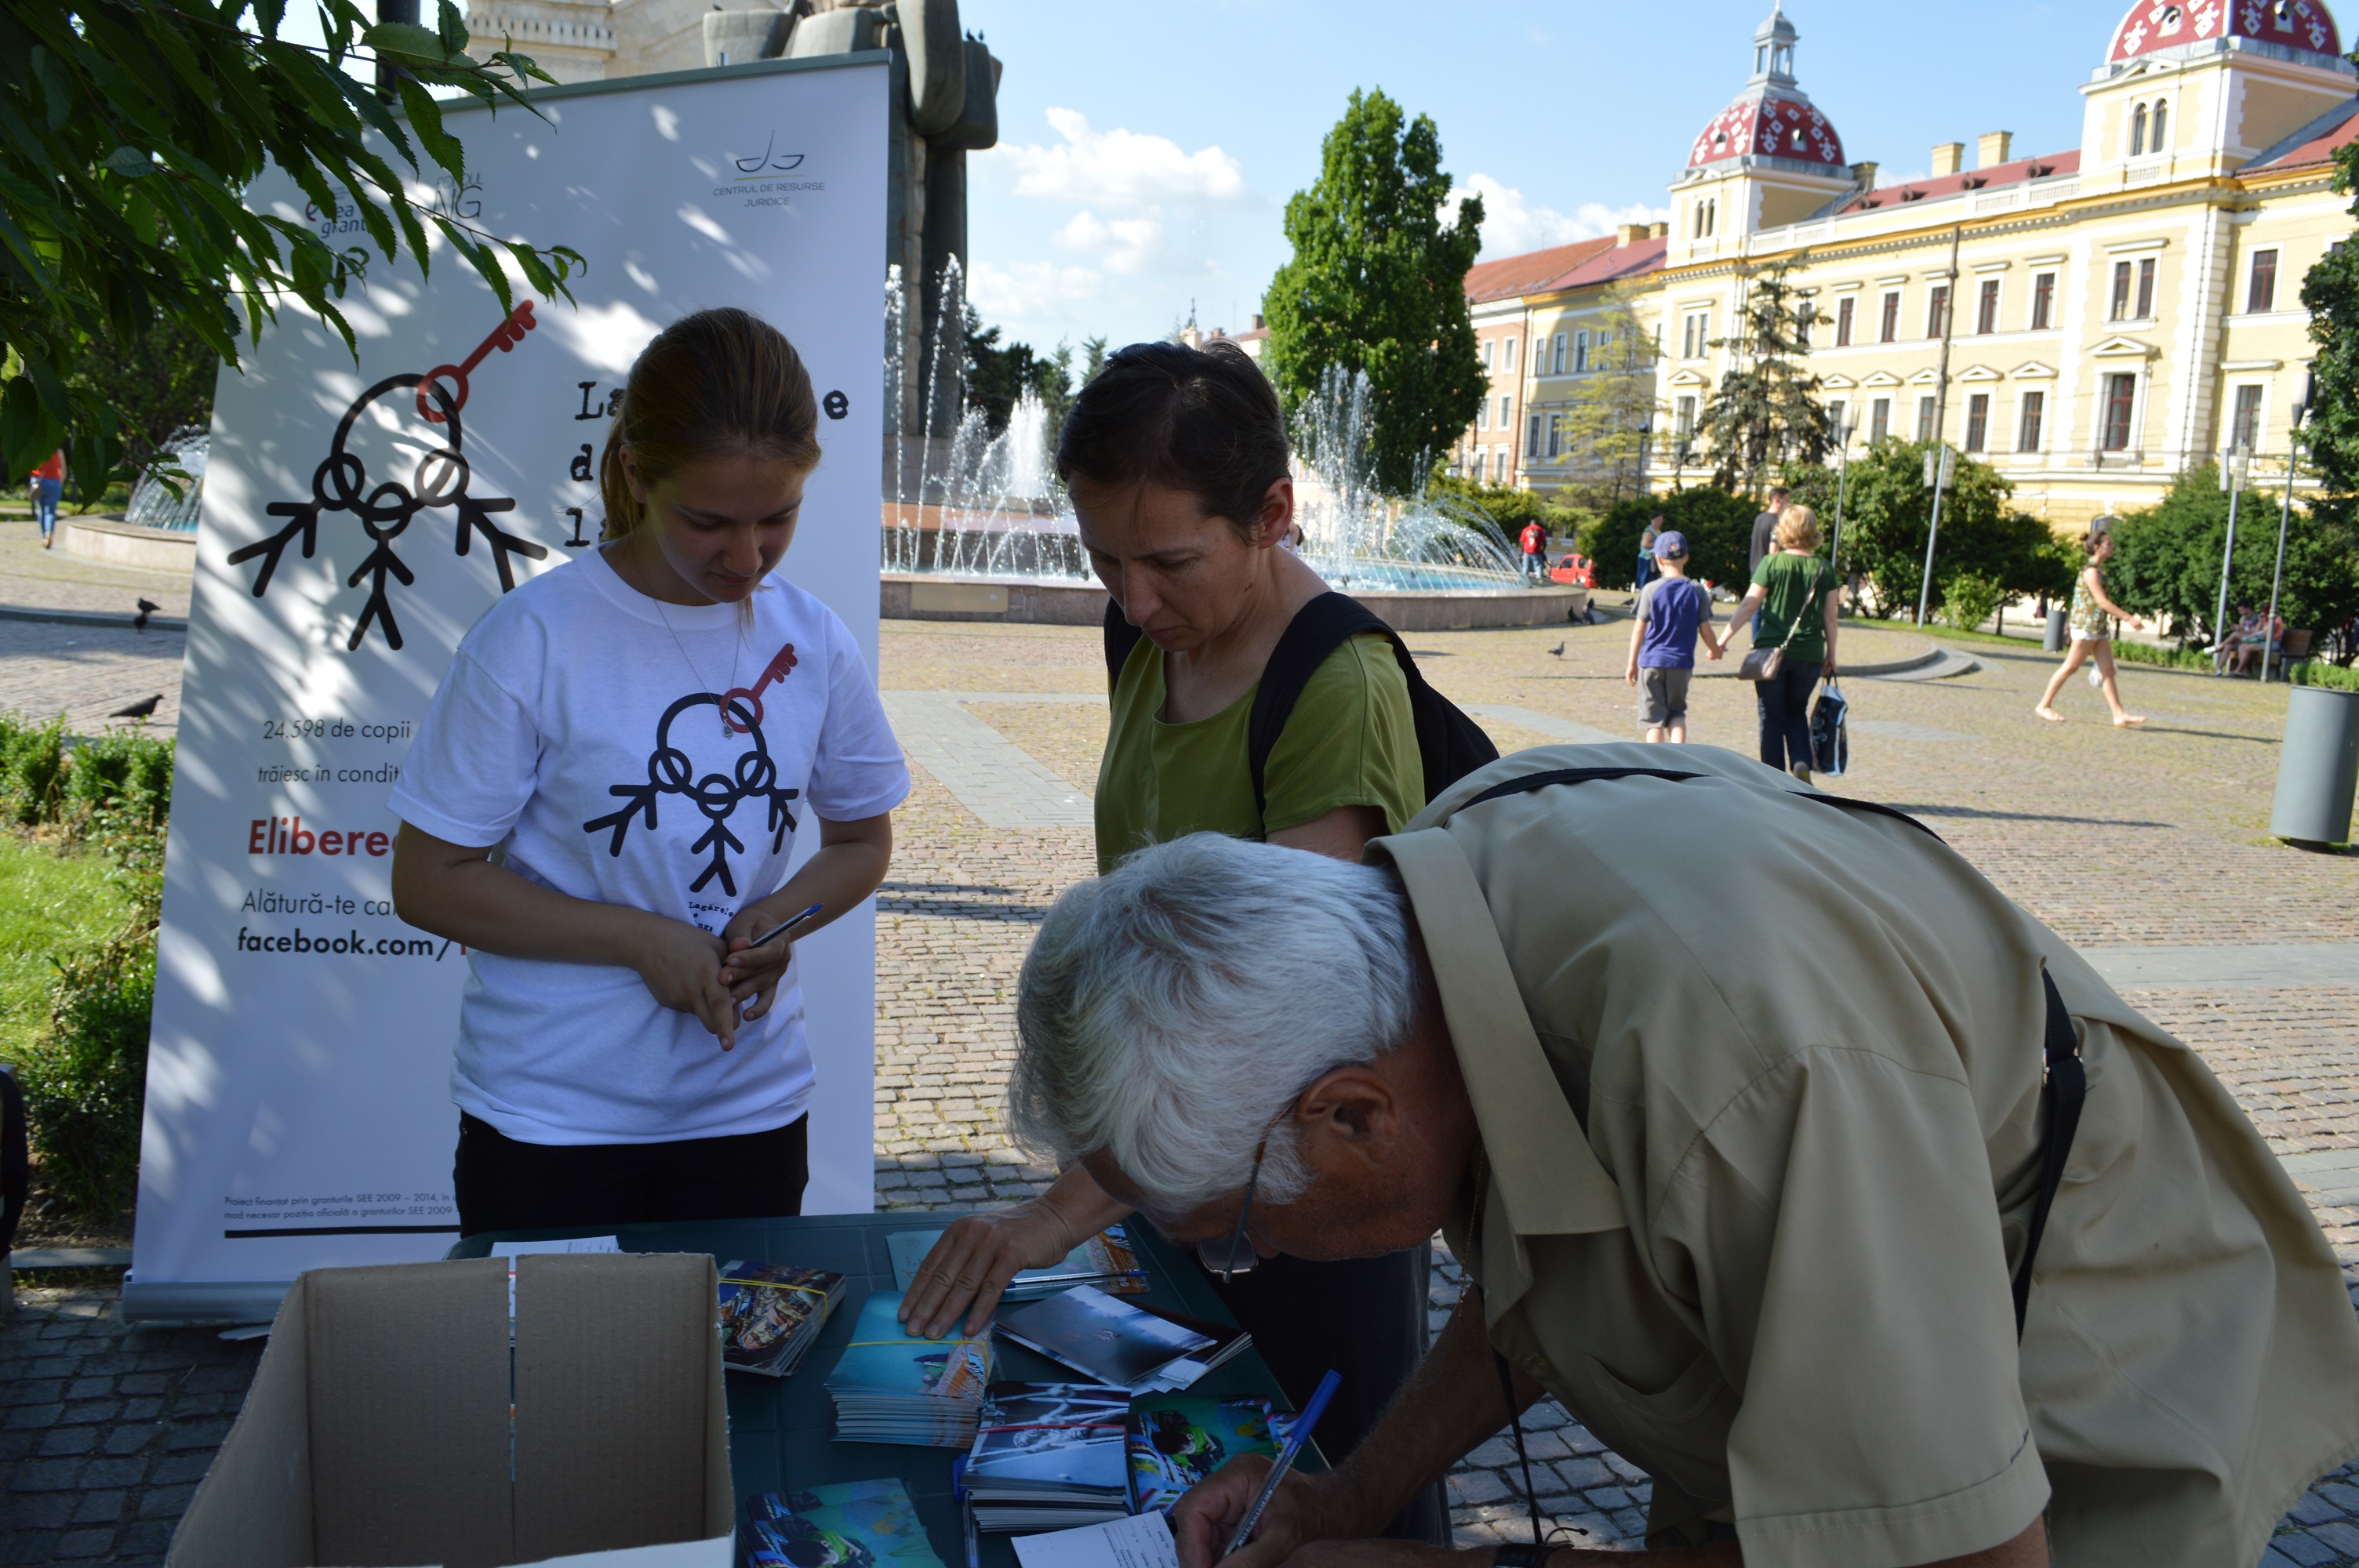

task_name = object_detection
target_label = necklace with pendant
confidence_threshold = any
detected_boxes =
[617,541,743,735]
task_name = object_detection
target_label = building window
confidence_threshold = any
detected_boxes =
[1546,415,1563,459]
[1965,393,1990,452]
[1795,306,1812,348]
[1917,394,1938,441]
[1675,395,1696,437]
[1475,397,1488,431]
[1482,340,1495,372]
[2130,101,2147,157]
[1879,291,1901,343]
[2248,249,2279,313]
[1552,332,1568,374]
[1927,285,1950,339]
[1836,296,1855,346]
[1528,414,1543,459]
[1471,449,1485,481]
[1574,329,1590,373]
[1826,398,1848,437]
[2135,257,2156,320]
[1503,336,1518,372]
[1494,444,1508,477]
[1870,397,1892,441]
[2231,383,2264,451]
[1683,311,1710,358]
[1976,278,2000,335]
[2101,372,2137,451]
[1500,395,1514,430]
[2151,100,2168,151]
[2017,390,2045,452]
[2030,271,2055,330]
[2110,261,2133,321]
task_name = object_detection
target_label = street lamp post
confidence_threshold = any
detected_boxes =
[1827,419,1860,582]
[1914,442,1956,627]
[2260,405,2306,684]
[2212,444,2250,673]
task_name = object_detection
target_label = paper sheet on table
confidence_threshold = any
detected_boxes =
[1011,1510,1181,1568]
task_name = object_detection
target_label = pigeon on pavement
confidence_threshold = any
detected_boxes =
[110,695,162,720]
[1547,642,1565,657]
[133,598,161,632]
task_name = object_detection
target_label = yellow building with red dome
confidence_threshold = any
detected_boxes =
[1481,0,2359,527]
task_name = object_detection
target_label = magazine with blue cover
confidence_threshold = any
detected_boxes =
[825,1290,994,1446]
[887,1226,1149,1299]
[1124,1396,1295,1516]
[746,1478,947,1568]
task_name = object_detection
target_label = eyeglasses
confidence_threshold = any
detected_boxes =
[1196,1140,1267,1283]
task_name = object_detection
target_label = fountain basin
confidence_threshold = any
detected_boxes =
[882,572,1588,631]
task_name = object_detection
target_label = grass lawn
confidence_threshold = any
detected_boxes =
[0,832,133,1065]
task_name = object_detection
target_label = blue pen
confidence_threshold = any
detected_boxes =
[1222,1369,1340,1559]
[744,902,825,950]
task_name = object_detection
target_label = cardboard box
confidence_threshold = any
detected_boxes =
[166,1253,733,1568]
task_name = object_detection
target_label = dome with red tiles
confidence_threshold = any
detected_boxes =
[1688,91,1846,169]
[2107,0,2340,62]
[1687,7,1848,170]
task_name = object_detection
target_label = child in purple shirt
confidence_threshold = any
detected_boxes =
[1623,530,1724,743]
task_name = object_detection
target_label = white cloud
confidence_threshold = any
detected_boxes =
[1054,212,1165,274]
[969,259,1109,324]
[1447,174,1669,260]
[987,108,1249,209]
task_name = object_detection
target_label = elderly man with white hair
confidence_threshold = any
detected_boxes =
[1008,744,2359,1568]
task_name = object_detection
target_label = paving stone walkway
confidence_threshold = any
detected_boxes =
[7,612,2359,1563]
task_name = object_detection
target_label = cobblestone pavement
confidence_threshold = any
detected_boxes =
[8,612,2359,1563]
[0,517,191,622]
[0,618,185,740]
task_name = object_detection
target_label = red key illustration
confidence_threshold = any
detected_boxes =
[721,642,800,735]
[416,299,540,423]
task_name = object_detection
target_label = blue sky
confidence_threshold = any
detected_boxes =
[963,0,2104,356]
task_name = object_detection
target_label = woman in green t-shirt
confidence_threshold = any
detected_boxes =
[897,339,1438,1540]
[1720,503,1841,782]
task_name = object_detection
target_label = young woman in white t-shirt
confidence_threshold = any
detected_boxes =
[390,308,910,1235]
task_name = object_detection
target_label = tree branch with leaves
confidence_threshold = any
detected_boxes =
[1,0,582,494]
[1552,285,1663,504]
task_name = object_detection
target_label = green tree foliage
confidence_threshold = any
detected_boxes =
[1585,489,1758,593]
[1783,439,2069,618]
[2299,122,2359,492]
[67,314,220,472]
[1696,256,1833,499]
[962,307,1074,437]
[1263,89,1486,497]
[2106,465,2359,648]
[1,0,579,492]
[1554,286,1663,504]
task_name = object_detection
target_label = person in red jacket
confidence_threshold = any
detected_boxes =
[1517,518,1546,584]
[28,451,64,549]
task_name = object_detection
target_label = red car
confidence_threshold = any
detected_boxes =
[1547,552,1597,589]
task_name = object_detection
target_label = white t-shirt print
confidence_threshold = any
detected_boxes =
[389,548,911,1145]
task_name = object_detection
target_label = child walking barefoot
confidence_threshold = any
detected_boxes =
[2037,527,2146,727]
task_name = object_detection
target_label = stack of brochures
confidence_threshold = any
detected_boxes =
[826,1290,994,1446]
[888,1226,1150,1300]
[962,1383,1133,1532]
[746,1479,947,1568]
[1125,1396,1294,1515]
[718,1261,846,1377]
[994,1287,1251,1395]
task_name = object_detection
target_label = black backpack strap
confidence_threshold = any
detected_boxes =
[1246,592,1405,826]
[1103,598,1147,693]
[2012,971,2085,1340]
[1456,766,1944,842]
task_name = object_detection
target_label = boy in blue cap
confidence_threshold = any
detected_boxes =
[1623,529,1723,742]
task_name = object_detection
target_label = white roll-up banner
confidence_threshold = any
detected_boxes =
[126,56,889,1321]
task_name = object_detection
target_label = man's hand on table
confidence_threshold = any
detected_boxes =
[896,1202,1076,1338]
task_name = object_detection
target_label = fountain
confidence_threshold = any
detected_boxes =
[125,433,208,532]
[878,267,1587,632]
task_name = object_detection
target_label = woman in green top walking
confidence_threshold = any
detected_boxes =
[897,340,1439,1541]
[2036,527,2147,726]
[1721,504,1841,781]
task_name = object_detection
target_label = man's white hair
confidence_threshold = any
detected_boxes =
[1009,833,1420,1213]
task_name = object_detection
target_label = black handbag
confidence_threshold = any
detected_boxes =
[1810,678,1849,776]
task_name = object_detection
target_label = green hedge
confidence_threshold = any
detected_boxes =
[0,713,174,1221]
[2111,641,2214,671]
[2291,659,2359,691]
[1583,489,1761,592]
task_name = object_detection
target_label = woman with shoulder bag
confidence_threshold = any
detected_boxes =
[1720,503,1840,782]
[897,339,1443,1543]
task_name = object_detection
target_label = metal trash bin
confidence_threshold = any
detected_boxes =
[2044,608,2069,652]
[2270,685,2359,845]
